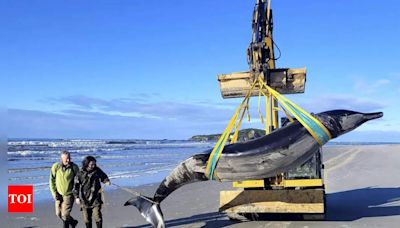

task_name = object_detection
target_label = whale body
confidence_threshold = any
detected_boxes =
[124,110,383,228]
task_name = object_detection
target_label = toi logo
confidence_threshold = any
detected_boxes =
[8,185,34,213]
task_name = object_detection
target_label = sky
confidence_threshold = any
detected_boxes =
[1,0,400,141]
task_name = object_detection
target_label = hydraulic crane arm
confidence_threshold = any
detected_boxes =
[217,0,306,99]
[247,0,276,81]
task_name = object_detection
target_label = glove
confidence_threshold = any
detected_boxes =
[75,198,81,205]
[104,181,111,186]
[54,192,62,201]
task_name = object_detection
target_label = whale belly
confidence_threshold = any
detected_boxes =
[215,134,319,181]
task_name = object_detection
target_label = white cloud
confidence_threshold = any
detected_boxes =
[7,109,228,139]
[17,93,391,140]
[294,94,385,114]
[48,95,236,122]
[388,72,400,79]
[332,130,400,143]
[353,78,391,94]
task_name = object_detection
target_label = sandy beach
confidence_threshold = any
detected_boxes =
[6,144,400,228]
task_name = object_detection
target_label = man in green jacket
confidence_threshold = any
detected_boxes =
[49,151,80,228]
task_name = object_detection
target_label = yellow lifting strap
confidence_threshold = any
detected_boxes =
[205,80,258,180]
[205,76,332,180]
[257,77,332,145]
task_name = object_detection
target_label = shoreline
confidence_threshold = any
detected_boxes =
[6,144,400,227]
[7,181,235,228]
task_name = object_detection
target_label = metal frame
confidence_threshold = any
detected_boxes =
[218,0,326,219]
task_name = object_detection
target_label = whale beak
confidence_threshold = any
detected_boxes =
[363,112,383,121]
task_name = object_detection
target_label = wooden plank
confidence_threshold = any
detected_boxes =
[217,71,251,80]
[217,68,306,99]
[233,180,265,188]
[220,189,325,213]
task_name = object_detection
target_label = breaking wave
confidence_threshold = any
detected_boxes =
[8,139,213,200]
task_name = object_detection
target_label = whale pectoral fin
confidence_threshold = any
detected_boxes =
[124,196,165,228]
[124,197,137,206]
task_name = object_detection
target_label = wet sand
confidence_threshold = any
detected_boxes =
[6,144,400,228]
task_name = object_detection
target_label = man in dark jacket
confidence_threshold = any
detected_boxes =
[73,156,110,228]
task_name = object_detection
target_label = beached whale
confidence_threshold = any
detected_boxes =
[124,109,383,228]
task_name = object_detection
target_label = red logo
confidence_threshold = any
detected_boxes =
[8,185,34,213]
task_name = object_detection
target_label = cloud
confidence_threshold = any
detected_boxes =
[353,78,391,94]
[130,92,161,98]
[7,108,228,139]
[50,95,236,122]
[62,109,162,119]
[18,93,391,140]
[19,95,255,139]
[226,94,387,129]
[52,93,386,127]
[54,95,110,109]
[8,103,398,142]
[295,94,386,113]
[388,72,400,78]
[332,130,400,143]
[128,92,162,102]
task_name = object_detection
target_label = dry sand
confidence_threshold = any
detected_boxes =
[5,145,400,228]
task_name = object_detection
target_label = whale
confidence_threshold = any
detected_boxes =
[124,109,383,228]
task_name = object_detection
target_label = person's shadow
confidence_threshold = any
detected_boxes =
[124,187,400,227]
[129,212,237,228]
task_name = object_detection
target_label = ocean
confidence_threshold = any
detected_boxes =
[8,139,214,202]
[8,139,398,202]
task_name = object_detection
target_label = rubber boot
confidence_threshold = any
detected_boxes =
[85,222,92,228]
[96,221,102,228]
[70,219,78,228]
[63,220,69,228]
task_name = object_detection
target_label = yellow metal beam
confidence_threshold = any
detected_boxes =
[233,180,265,188]
[266,95,271,134]
[280,179,323,188]
[272,97,279,130]
[232,179,323,188]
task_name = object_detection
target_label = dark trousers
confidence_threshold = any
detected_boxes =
[82,205,102,228]
[55,195,75,222]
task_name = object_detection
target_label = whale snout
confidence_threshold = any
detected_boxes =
[363,112,384,121]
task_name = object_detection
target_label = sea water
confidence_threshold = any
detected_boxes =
[9,139,396,202]
[8,139,214,202]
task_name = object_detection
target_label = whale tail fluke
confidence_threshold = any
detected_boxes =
[124,196,165,228]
